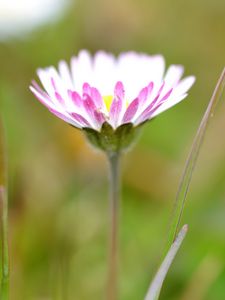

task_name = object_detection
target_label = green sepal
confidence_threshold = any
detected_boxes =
[83,122,141,154]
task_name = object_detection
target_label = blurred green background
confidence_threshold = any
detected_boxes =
[0,0,225,299]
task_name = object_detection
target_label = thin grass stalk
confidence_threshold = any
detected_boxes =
[167,68,225,248]
[0,119,9,300]
[145,225,188,300]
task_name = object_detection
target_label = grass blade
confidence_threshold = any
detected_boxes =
[145,225,188,300]
[168,68,225,246]
[0,118,9,299]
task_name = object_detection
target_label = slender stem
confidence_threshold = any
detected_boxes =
[0,119,9,300]
[0,187,9,300]
[107,151,121,300]
[145,225,188,300]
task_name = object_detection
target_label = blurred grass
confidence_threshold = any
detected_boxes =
[0,0,225,299]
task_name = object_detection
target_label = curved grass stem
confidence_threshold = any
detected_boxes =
[167,68,225,248]
[145,225,188,300]
[0,119,9,300]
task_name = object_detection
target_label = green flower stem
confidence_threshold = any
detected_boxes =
[107,151,121,300]
[0,120,9,300]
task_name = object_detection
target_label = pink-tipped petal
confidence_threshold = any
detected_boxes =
[83,94,105,129]
[134,102,162,125]
[135,82,165,121]
[150,93,188,119]
[109,97,122,128]
[90,87,105,109]
[94,110,105,125]
[70,112,91,127]
[147,81,154,94]
[159,88,173,103]
[109,81,126,127]
[114,81,125,100]
[135,89,186,125]
[55,92,65,105]
[37,69,56,98]
[137,82,154,108]
[122,98,139,123]
[30,85,55,109]
[51,77,57,91]
[68,90,83,107]
[49,108,82,128]
[82,82,91,96]
[31,80,51,100]
[153,82,165,102]
[83,94,96,115]
[138,87,148,104]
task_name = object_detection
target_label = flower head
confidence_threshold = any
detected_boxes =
[30,50,195,152]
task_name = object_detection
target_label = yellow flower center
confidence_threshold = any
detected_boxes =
[103,95,114,111]
[103,95,129,112]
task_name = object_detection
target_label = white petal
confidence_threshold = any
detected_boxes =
[150,94,188,119]
[58,60,74,90]
[50,108,82,128]
[164,65,184,88]
[71,50,93,93]
[117,52,165,101]
[30,85,56,109]
[92,51,116,95]
[30,85,82,128]
[173,76,196,96]
[37,68,56,99]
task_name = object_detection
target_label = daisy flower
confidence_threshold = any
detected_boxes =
[30,50,195,152]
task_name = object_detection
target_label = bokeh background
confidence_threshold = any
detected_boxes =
[0,0,225,299]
